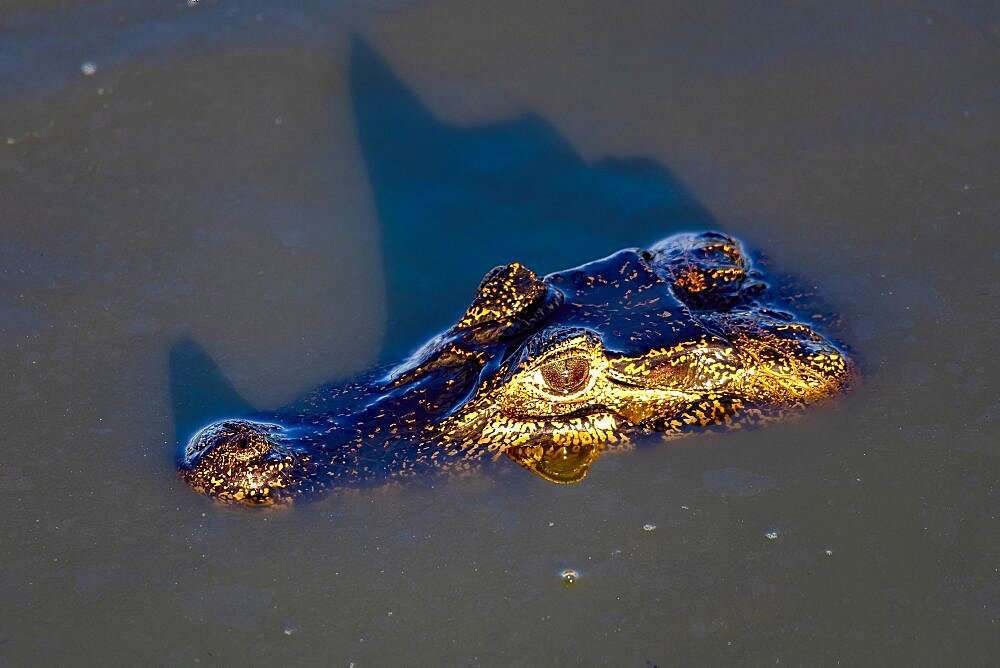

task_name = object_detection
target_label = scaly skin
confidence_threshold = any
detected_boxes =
[179,232,851,505]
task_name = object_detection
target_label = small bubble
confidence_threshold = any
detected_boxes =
[80,62,97,76]
[560,569,579,585]
[642,523,657,532]
[824,549,834,557]
[765,529,781,541]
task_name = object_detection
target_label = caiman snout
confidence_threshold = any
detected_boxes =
[179,420,305,505]
[182,420,278,467]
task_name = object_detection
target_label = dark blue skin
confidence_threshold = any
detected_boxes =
[178,232,850,505]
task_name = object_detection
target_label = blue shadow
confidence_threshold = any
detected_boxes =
[170,39,720,444]
[169,338,256,443]
[348,36,718,357]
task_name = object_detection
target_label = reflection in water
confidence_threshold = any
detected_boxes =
[348,36,717,356]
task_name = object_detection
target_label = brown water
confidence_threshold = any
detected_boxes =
[2,1,998,664]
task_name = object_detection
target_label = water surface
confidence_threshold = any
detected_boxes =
[2,1,998,664]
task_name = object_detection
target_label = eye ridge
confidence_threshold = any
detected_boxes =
[539,357,591,395]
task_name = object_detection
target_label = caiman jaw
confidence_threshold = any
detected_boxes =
[601,340,744,426]
[605,388,697,426]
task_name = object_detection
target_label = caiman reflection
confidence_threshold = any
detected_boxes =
[179,232,851,504]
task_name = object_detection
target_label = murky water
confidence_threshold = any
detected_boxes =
[2,1,998,664]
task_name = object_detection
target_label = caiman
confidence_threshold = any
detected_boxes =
[179,231,851,505]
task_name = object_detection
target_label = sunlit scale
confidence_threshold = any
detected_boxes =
[178,231,853,505]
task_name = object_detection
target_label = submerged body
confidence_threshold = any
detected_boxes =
[180,232,851,504]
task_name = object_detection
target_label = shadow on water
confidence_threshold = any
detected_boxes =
[348,36,718,356]
[169,337,255,442]
[170,37,718,445]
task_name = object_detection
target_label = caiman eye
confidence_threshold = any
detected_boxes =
[539,357,591,395]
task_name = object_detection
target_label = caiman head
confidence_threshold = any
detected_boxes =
[385,232,850,485]
[179,232,850,504]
